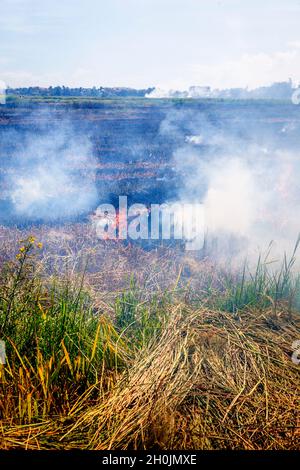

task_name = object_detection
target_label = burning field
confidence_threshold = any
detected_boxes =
[0,99,300,450]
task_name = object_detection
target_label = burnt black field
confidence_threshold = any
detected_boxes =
[1,97,300,225]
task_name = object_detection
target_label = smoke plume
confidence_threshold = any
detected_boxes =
[160,105,300,261]
[0,109,98,222]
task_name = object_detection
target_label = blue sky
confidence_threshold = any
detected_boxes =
[1,0,300,89]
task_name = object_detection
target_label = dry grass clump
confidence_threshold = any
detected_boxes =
[2,303,300,450]
[65,305,300,450]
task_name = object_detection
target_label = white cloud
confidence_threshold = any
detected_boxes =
[187,46,300,90]
[153,45,300,91]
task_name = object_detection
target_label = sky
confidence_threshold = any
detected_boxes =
[1,0,300,89]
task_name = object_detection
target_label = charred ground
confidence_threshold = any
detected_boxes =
[1,97,300,225]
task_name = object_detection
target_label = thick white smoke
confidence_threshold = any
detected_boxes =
[161,108,300,262]
[2,112,98,221]
[146,86,211,99]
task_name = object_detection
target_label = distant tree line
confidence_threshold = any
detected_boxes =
[7,81,297,101]
[6,86,155,98]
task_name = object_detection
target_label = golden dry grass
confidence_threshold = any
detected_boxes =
[0,228,300,450]
[1,304,299,450]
